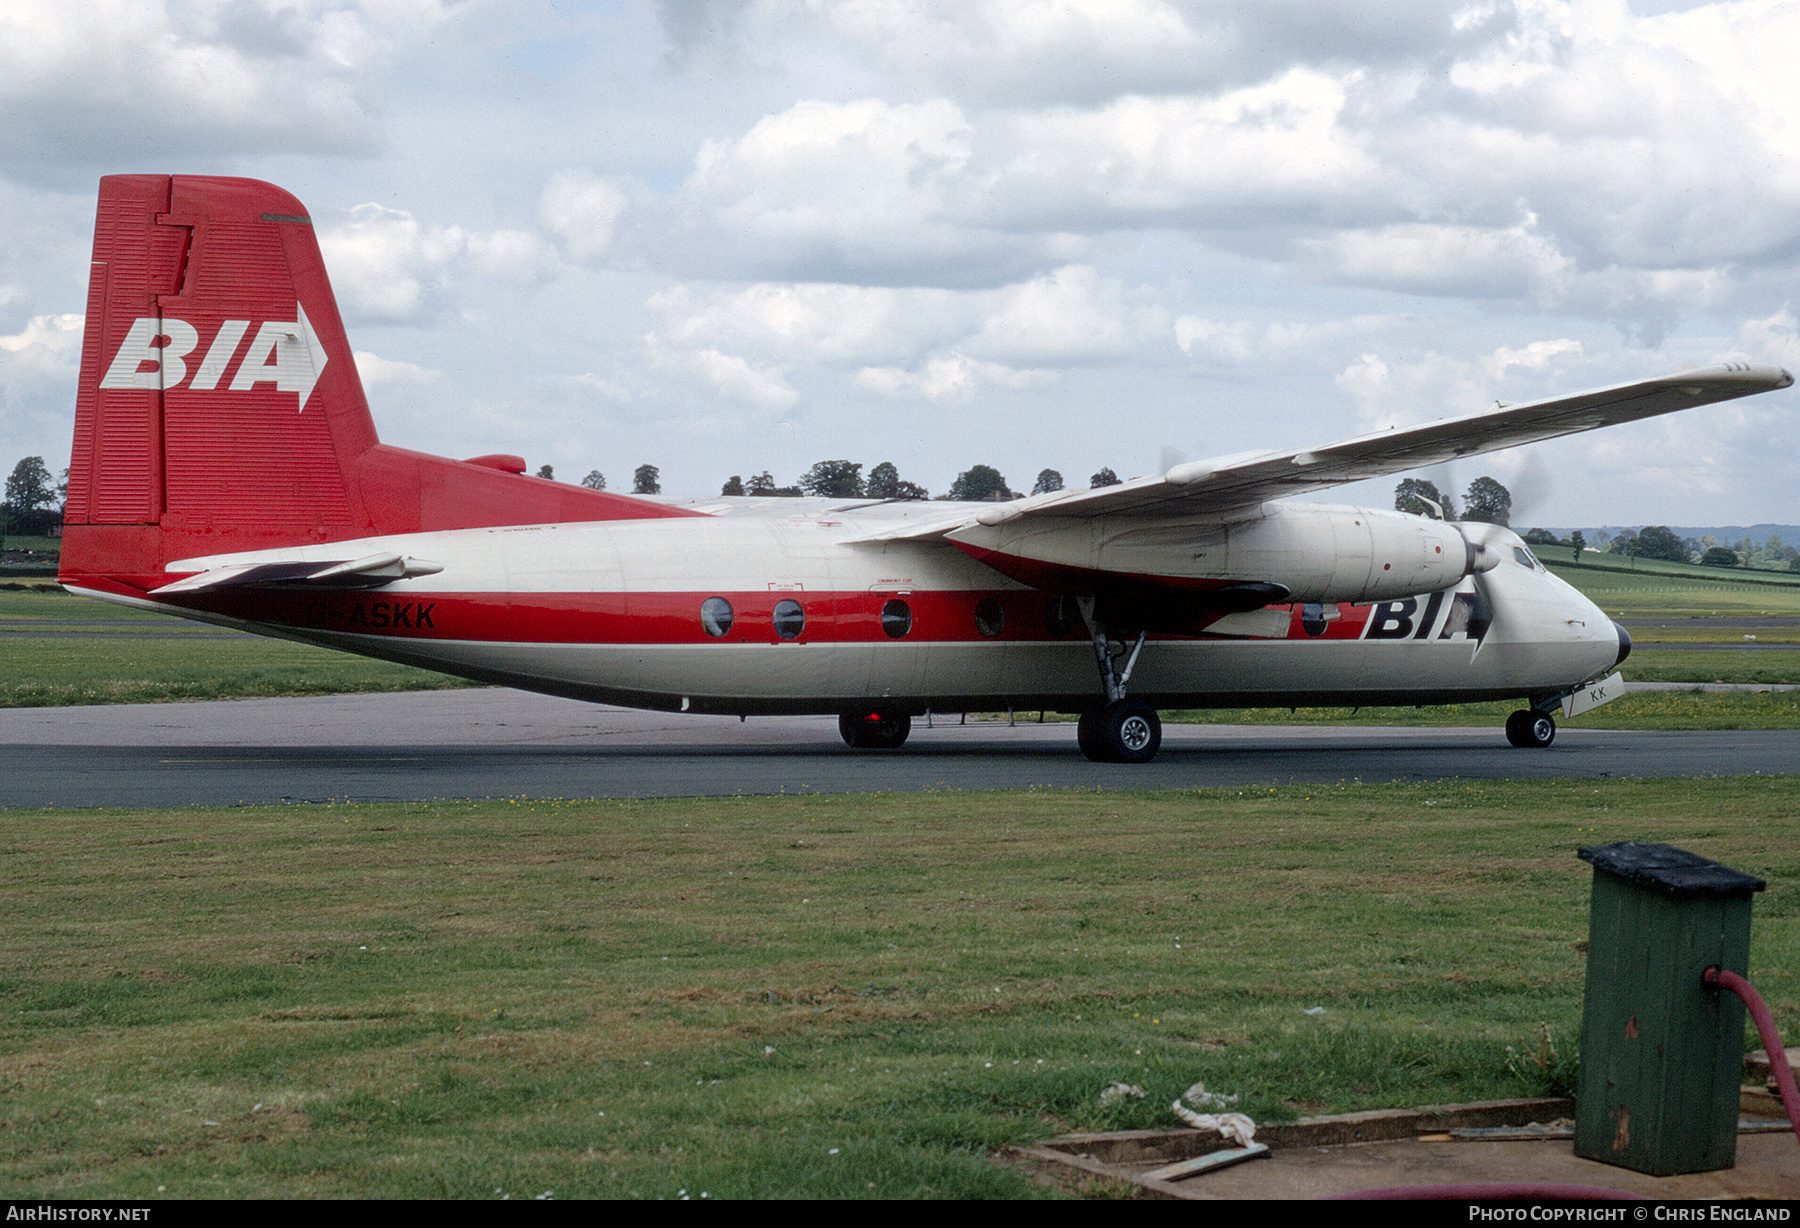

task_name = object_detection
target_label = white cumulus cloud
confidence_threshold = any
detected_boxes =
[0,0,457,173]
[856,353,1052,403]
[320,204,550,321]
[541,170,629,265]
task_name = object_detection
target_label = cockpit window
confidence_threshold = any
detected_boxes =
[700,596,734,637]
[773,598,805,639]
[1513,546,1539,569]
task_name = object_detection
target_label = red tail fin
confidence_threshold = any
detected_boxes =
[62,175,693,596]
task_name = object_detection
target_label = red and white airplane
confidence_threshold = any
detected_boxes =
[58,175,1793,762]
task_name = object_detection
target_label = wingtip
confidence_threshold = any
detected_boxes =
[1733,363,1794,391]
[1716,361,1792,388]
[1671,362,1794,395]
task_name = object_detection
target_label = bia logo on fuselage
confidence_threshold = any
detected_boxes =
[1288,592,1490,643]
[1360,591,1491,643]
[98,308,328,410]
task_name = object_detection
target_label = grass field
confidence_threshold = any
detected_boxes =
[1544,557,1800,619]
[7,566,1797,1199]
[0,589,474,706]
[2,780,1793,1199]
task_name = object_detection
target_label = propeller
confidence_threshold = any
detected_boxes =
[1448,518,1508,659]
[1402,453,1553,666]
[1455,518,1508,575]
[1505,451,1554,528]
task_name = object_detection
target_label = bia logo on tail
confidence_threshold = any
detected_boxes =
[98,305,328,409]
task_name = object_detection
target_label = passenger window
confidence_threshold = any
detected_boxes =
[700,596,734,637]
[773,598,805,639]
[881,599,912,638]
[975,598,1004,638]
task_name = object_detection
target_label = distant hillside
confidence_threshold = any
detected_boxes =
[1543,551,1800,587]
[1545,524,1800,541]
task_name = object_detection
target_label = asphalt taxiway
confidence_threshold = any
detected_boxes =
[2,688,1796,807]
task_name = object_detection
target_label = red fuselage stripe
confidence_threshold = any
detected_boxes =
[164,588,1385,646]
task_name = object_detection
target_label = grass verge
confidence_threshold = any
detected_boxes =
[1169,688,1800,730]
[2,780,1794,1198]
[0,636,477,706]
[0,590,473,705]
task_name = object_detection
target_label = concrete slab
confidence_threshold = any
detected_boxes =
[1014,1100,1800,1200]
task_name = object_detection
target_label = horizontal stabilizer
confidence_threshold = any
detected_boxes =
[153,552,443,594]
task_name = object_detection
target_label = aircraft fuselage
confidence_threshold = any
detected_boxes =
[67,504,1626,718]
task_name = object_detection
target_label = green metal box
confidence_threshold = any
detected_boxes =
[1574,841,1763,1175]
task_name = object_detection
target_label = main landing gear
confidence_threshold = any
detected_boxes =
[1504,707,1556,748]
[839,711,911,750]
[1075,595,1162,764]
[1077,700,1162,764]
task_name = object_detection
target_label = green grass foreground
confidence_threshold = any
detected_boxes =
[2,781,1795,1199]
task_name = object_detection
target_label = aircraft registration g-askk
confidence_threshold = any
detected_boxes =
[60,176,1794,762]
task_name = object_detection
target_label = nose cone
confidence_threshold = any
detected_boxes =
[1613,620,1632,668]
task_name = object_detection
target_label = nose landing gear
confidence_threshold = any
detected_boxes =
[1504,708,1556,748]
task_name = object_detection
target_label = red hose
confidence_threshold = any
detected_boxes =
[1327,970,1797,1200]
[1705,965,1800,1144]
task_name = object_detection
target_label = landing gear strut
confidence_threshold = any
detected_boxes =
[839,711,911,749]
[1504,707,1556,748]
[1075,595,1162,763]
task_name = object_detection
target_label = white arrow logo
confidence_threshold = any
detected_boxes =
[99,306,328,410]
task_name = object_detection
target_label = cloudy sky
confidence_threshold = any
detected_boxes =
[3,0,1797,527]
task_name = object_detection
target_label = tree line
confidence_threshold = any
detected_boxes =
[1393,475,1514,525]
[564,461,1128,501]
[2,457,62,547]
[11,449,1796,573]
[1393,474,1800,572]
[1566,525,1800,571]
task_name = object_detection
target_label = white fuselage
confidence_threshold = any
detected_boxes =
[73,500,1627,717]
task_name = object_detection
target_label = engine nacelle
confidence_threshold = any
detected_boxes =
[945,502,1473,604]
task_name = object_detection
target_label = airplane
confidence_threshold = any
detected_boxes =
[58,175,1794,763]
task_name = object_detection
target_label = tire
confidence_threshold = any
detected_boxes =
[1082,700,1162,764]
[1077,709,1106,761]
[1505,709,1555,748]
[839,711,910,749]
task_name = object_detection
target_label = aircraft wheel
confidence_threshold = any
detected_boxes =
[1077,709,1105,761]
[839,711,911,750]
[1082,700,1161,763]
[1505,709,1556,748]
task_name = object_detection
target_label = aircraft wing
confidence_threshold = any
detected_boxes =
[848,362,1792,540]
